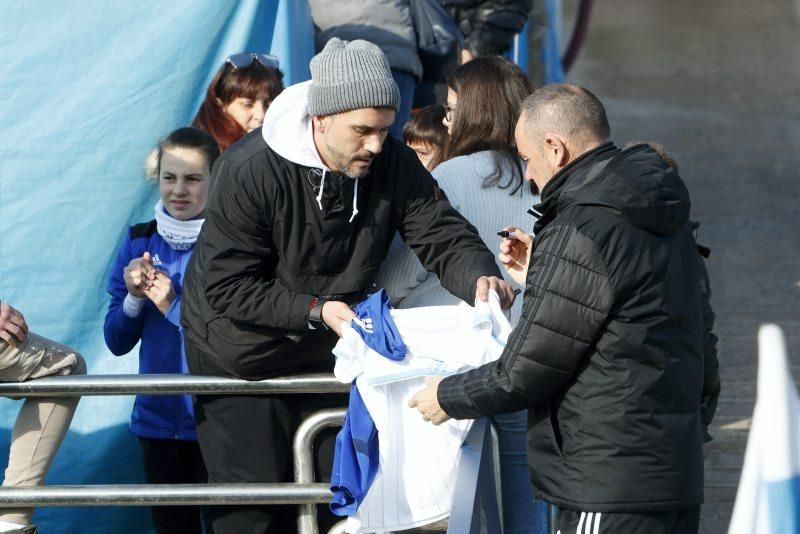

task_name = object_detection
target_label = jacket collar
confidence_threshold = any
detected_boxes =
[529,142,617,233]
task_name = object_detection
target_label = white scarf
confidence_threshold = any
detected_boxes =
[154,200,204,251]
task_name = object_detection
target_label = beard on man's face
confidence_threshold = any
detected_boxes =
[342,166,371,179]
[327,142,374,179]
[337,157,372,179]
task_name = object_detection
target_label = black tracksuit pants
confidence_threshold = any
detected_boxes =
[138,437,208,534]
[554,507,700,534]
[188,327,346,534]
[193,392,346,534]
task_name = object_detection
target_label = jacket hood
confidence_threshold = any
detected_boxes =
[561,144,691,236]
[262,81,363,222]
[262,80,328,170]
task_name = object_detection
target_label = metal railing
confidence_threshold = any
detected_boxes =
[294,409,347,534]
[0,374,543,534]
[0,374,348,534]
[0,483,333,507]
[0,373,346,397]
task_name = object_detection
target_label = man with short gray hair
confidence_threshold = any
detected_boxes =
[411,84,717,534]
[519,83,610,160]
[182,38,514,533]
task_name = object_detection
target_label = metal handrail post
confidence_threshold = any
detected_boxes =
[489,422,504,533]
[293,408,347,534]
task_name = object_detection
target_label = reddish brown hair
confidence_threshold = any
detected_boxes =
[192,61,284,152]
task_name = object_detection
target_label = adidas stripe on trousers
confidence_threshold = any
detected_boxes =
[555,507,700,534]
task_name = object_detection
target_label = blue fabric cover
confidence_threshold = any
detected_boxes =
[330,289,405,515]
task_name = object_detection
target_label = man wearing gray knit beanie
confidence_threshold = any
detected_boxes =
[307,37,400,180]
[182,36,516,534]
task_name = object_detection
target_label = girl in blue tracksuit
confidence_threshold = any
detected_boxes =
[104,127,219,534]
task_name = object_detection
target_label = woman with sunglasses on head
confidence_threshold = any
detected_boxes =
[193,53,284,152]
[378,56,547,533]
[104,127,219,534]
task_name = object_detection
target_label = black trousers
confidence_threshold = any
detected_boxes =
[193,392,346,534]
[138,437,209,534]
[555,507,700,534]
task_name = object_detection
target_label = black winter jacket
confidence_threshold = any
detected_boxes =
[181,130,500,380]
[698,253,721,438]
[440,0,533,56]
[438,143,715,512]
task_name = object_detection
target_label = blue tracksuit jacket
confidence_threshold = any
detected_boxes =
[104,220,197,440]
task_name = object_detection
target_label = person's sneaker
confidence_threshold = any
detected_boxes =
[0,521,37,534]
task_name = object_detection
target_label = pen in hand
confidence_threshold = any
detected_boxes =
[497,230,520,240]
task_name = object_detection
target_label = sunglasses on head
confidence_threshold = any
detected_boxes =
[226,53,280,70]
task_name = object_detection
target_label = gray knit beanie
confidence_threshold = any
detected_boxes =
[307,38,401,116]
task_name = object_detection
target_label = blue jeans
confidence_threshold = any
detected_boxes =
[390,69,416,140]
[492,410,549,534]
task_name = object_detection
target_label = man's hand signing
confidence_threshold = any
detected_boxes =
[498,226,533,286]
[408,376,451,425]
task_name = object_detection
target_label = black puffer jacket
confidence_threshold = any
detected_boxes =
[439,0,533,57]
[697,247,720,441]
[438,143,714,511]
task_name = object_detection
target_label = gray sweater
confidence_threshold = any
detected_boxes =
[308,0,422,80]
[377,150,538,323]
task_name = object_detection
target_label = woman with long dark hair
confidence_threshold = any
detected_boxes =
[193,53,284,152]
[378,56,546,533]
[441,56,531,193]
[381,56,536,313]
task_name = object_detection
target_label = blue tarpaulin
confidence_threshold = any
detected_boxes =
[0,2,314,532]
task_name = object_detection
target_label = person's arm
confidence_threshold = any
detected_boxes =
[698,255,720,441]
[380,168,468,307]
[0,301,29,347]
[377,233,432,308]
[398,158,505,306]
[104,230,146,356]
[199,160,317,332]
[461,0,533,58]
[498,225,533,285]
[433,223,614,419]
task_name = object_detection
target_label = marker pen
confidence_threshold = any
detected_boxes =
[497,230,520,240]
